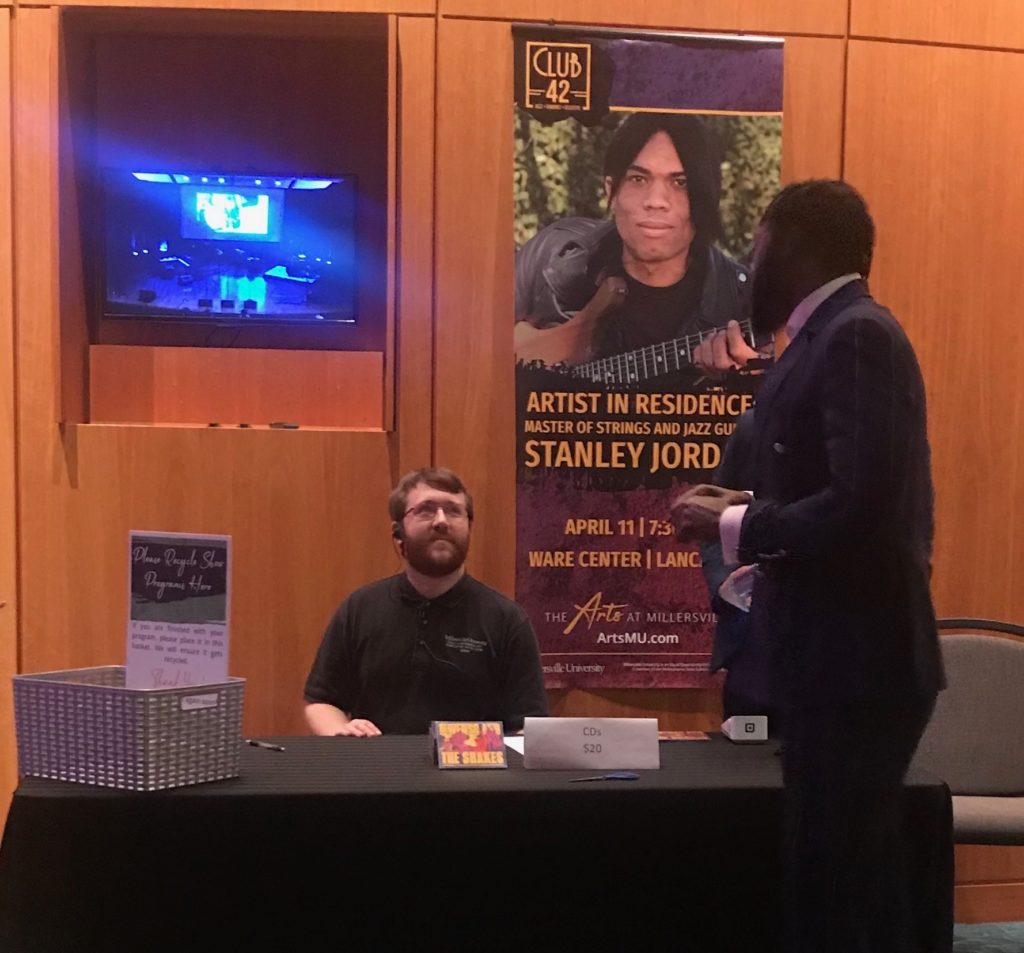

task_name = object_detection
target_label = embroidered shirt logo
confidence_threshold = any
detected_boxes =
[444,635,487,654]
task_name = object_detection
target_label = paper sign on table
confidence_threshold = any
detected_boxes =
[126,531,230,689]
[523,717,660,770]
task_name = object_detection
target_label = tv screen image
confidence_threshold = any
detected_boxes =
[182,187,281,242]
[102,171,357,325]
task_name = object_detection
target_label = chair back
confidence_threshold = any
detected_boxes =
[913,628,1024,795]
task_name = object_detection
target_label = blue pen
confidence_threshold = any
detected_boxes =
[569,771,639,782]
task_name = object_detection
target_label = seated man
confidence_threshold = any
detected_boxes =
[304,467,549,736]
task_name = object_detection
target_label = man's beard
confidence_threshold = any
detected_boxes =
[403,532,469,577]
[750,255,797,336]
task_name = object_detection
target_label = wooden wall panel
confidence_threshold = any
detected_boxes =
[848,40,1024,918]
[15,425,402,733]
[394,14,435,470]
[956,880,1024,924]
[434,17,517,592]
[13,8,61,444]
[57,26,90,425]
[384,16,398,429]
[11,6,64,814]
[88,346,385,427]
[440,0,846,38]
[852,0,1024,51]
[0,9,18,810]
[59,0,433,12]
[780,37,845,182]
[845,41,1024,626]
[957,843,1024,882]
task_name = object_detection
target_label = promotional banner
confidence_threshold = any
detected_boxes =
[513,26,784,688]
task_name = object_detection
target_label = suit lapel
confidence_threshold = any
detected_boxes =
[754,329,806,415]
[754,280,870,415]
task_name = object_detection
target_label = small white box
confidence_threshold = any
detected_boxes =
[721,715,768,744]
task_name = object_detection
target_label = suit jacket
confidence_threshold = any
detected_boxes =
[701,408,757,673]
[738,280,945,707]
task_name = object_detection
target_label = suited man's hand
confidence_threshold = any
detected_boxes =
[670,485,752,542]
[692,321,760,379]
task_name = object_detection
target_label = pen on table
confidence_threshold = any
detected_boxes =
[245,738,286,752]
[569,771,639,783]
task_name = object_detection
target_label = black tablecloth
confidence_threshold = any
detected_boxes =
[0,735,952,953]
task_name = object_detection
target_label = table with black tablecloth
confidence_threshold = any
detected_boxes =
[0,735,952,953]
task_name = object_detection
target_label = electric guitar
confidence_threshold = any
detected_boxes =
[514,273,776,385]
[513,275,628,368]
[516,306,772,386]
[570,317,761,386]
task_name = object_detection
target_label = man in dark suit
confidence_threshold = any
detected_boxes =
[671,180,945,953]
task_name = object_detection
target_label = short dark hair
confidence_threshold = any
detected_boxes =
[387,467,474,522]
[603,112,722,245]
[762,179,875,279]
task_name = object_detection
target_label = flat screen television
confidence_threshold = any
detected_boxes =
[101,170,357,325]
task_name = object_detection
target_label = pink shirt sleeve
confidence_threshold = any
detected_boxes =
[719,503,749,567]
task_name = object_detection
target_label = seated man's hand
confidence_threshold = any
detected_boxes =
[692,320,760,379]
[334,718,382,738]
[670,484,752,543]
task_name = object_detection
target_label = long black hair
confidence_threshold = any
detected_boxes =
[603,112,723,245]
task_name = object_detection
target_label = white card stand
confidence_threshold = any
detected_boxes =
[523,717,660,770]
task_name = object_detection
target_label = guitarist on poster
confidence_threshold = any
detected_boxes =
[514,112,766,384]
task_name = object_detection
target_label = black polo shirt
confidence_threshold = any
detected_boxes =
[304,573,548,734]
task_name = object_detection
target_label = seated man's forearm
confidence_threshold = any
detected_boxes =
[304,701,352,736]
[305,702,382,737]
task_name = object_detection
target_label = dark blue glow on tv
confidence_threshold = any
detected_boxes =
[102,170,357,325]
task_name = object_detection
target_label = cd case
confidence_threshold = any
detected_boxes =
[431,721,507,769]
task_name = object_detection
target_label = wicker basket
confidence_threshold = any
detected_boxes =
[13,666,245,791]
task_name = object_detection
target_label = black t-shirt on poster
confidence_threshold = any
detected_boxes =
[594,248,707,358]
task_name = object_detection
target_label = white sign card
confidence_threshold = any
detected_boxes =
[126,531,231,689]
[522,717,660,770]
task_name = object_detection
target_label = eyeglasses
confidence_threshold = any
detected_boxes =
[404,501,469,522]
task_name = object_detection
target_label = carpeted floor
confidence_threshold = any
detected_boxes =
[953,921,1024,952]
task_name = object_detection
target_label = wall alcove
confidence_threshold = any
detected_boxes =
[59,8,394,428]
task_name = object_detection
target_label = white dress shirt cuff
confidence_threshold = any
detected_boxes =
[719,504,748,567]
